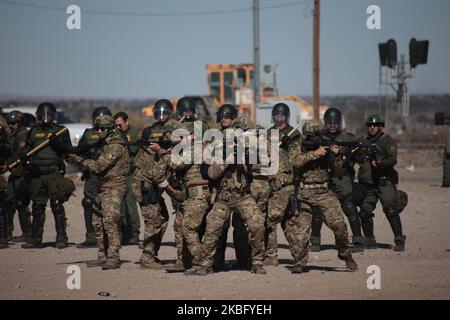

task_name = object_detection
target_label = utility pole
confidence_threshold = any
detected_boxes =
[253,0,260,109]
[313,0,320,120]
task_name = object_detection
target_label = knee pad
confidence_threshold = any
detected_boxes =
[32,203,46,217]
[331,220,347,238]
[50,199,64,216]
[341,195,358,217]
[82,197,95,210]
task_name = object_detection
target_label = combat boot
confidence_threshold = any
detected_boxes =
[184,266,213,276]
[263,256,279,266]
[52,201,68,249]
[363,237,377,249]
[394,235,406,252]
[309,236,321,252]
[87,258,107,268]
[21,212,45,249]
[344,256,358,271]
[250,265,267,275]
[127,236,140,246]
[102,260,120,270]
[165,263,185,273]
[13,233,32,243]
[140,259,165,270]
[352,236,365,253]
[77,233,97,248]
[290,265,305,274]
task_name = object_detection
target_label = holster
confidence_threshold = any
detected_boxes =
[141,181,159,205]
[285,194,300,219]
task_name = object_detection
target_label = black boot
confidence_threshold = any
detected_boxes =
[22,211,45,249]
[310,207,323,252]
[77,206,97,248]
[341,197,364,253]
[0,209,9,249]
[5,207,14,242]
[385,206,406,251]
[14,205,32,242]
[360,210,377,249]
[51,200,68,249]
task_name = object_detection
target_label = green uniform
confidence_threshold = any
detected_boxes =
[81,129,129,263]
[310,130,364,247]
[5,125,31,240]
[357,131,405,245]
[120,125,142,243]
[24,124,72,246]
[0,121,12,247]
[78,128,101,244]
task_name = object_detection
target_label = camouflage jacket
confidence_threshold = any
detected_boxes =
[288,136,343,187]
[81,130,129,188]
[322,130,356,179]
[134,145,168,186]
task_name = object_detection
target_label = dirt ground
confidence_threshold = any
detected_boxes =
[1,167,450,300]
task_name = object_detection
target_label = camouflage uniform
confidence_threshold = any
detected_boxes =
[120,125,142,244]
[80,127,129,265]
[310,130,364,249]
[266,125,305,266]
[5,125,31,241]
[132,122,172,267]
[195,159,266,274]
[288,121,356,270]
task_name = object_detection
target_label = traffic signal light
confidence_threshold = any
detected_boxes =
[378,39,397,69]
[409,38,429,69]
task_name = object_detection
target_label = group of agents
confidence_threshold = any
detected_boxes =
[0,99,405,275]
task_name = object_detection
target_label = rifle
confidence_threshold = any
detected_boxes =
[279,123,302,147]
[8,127,68,170]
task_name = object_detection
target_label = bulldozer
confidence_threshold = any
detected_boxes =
[434,112,450,187]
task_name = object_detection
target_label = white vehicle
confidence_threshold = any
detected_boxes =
[1,106,90,146]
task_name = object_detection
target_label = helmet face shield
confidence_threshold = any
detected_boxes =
[154,107,172,121]
[179,105,197,121]
[36,109,56,125]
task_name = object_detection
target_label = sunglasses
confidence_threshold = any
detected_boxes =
[95,127,109,132]
[367,123,381,128]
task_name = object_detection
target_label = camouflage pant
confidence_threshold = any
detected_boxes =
[267,184,309,266]
[139,199,169,263]
[182,187,211,266]
[94,185,126,262]
[233,178,274,266]
[200,194,265,268]
[297,189,352,266]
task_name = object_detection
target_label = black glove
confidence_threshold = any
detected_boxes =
[19,150,29,163]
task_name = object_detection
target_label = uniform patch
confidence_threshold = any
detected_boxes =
[35,133,46,138]
[390,144,396,152]
[127,135,131,142]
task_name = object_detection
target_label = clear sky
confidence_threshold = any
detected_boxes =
[0,0,449,99]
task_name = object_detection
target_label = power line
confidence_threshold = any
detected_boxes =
[0,0,309,17]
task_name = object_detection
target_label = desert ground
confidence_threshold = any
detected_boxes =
[1,166,450,300]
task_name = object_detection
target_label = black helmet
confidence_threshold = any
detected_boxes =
[216,104,237,123]
[6,110,24,124]
[153,99,174,121]
[91,106,112,121]
[176,97,197,121]
[366,114,385,127]
[272,103,290,122]
[323,107,342,128]
[36,102,57,125]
